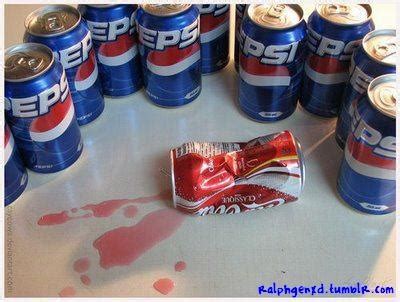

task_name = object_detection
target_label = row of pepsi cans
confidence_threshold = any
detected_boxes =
[234,4,395,123]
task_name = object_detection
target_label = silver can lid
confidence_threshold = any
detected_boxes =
[5,43,54,82]
[363,29,396,66]
[368,74,396,118]
[25,5,81,37]
[141,4,191,16]
[316,4,371,25]
[247,4,303,29]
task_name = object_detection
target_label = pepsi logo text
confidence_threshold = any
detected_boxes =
[56,32,93,69]
[349,58,373,94]
[138,19,200,50]
[307,27,360,61]
[350,106,395,158]
[87,11,136,42]
[240,30,299,65]
[197,4,229,16]
[6,71,69,118]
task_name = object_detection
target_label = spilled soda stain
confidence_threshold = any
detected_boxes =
[37,190,170,226]
[175,261,186,272]
[93,208,185,269]
[73,257,90,274]
[153,278,175,295]
[58,286,76,297]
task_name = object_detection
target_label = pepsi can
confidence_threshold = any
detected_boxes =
[238,4,307,122]
[335,29,396,148]
[234,4,248,72]
[78,4,143,97]
[137,4,201,107]
[337,74,396,215]
[5,43,83,173]
[196,4,230,74]
[24,5,105,125]
[4,123,28,206]
[300,4,374,117]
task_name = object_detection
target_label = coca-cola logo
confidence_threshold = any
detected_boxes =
[196,204,241,216]
[222,194,256,204]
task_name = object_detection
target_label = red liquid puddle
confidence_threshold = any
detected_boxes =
[58,286,76,297]
[93,208,185,269]
[123,205,138,218]
[153,278,175,295]
[73,257,90,273]
[80,274,91,286]
[37,190,170,226]
[175,261,186,272]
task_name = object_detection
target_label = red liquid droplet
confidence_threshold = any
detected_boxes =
[73,257,90,273]
[38,211,72,226]
[37,191,170,226]
[123,205,138,218]
[153,278,175,295]
[93,208,185,269]
[80,274,91,286]
[58,286,76,297]
[175,261,186,272]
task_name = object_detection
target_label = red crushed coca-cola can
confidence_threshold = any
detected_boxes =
[170,130,305,215]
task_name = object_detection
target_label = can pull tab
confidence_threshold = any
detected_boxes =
[374,40,396,60]
[5,53,44,72]
[380,88,397,108]
[267,4,286,18]
[41,12,66,32]
[327,4,350,15]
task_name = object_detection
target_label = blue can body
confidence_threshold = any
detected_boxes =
[238,6,307,122]
[24,11,105,125]
[78,4,143,97]
[136,5,202,107]
[197,4,230,74]
[335,30,396,148]
[5,59,83,173]
[5,123,28,206]
[234,4,247,72]
[337,77,395,215]
[300,7,375,117]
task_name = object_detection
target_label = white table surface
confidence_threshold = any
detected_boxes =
[4,3,396,297]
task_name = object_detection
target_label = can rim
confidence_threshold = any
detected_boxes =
[315,4,372,26]
[362,29,396,67]
[246,4,304,30]
[141,4,192,17]
[25,5,81,37]
[170,149,177,209]
[367,73,396,119]
[5,43,55,83]
[292,134,306,192]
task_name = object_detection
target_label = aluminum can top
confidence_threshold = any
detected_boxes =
[141,4,192,17]
[247,4,303,29]
[5,43,54,82]
[316,4,371,25]
[368,74,396,118]
[25,5,81,37]
[363,29,396,66]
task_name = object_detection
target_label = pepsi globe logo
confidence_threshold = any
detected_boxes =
[138,19,201,77]
[6,71,76,144]
[197,5,229,44]
[87,11,138,67]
